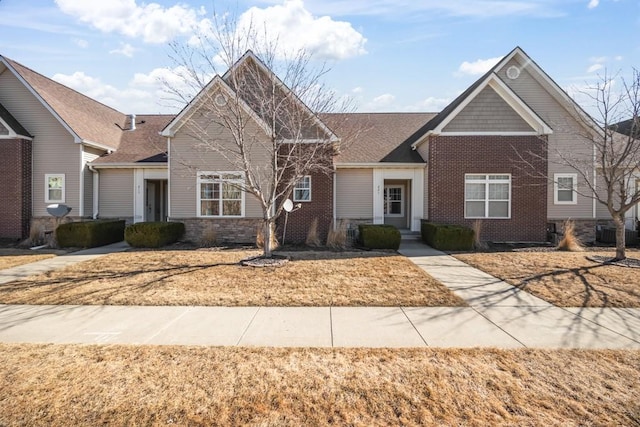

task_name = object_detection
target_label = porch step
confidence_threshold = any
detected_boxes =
[400,231,421,241]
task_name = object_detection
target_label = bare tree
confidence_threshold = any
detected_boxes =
[551,69,640,260]
[163,14,354,257]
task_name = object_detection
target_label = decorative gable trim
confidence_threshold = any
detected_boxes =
[0,56,82,143]
[161,75,273,138]
[429,74,552,137]
[223,50,339,143]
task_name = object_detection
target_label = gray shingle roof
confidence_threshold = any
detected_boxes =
[92,115,171,164]
[4,56,126,150]
[322,112,437,163]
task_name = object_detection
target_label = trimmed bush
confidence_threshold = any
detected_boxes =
[56,220,125,248]
[358,224,401,250]
[421,221,474,251]
[125,221,185,248]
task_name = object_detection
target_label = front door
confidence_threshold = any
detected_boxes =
[145,180,167,222]
[383,184,407,229]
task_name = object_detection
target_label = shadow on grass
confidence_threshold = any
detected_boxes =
[0,260,239,306]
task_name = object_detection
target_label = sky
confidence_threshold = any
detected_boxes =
[0,0,638,116]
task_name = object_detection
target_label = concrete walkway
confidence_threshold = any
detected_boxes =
[0,241,638,348]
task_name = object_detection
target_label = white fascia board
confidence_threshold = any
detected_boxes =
[0,117,33,140]
[488,77,553,134]
[89,162,168,169]
[411,130,434,150]
[1,57,82,143]
[161,75,273,138]
[81,139,114,151]
[335,162,426,169]
[437,131,542,136]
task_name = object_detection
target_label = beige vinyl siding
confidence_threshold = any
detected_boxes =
[336,169,373,219]
[99,169,134,217]
[416,143,429,219]
[0,67,80,217]
[443,86,533,133]
[498,58,594,219]
[82,146,104,217]
[169,110,269,218]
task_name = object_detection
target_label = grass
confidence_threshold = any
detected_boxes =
[0,249,465,307]
[0,344,638,426]
[0,249,56,270]
[455,249,640,307]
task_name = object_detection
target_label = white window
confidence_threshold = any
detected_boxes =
[465,174,511,219]
[45,174,65,203]
[554,173,577,205]
[293,176,311,202]
[384,186,404,216]
[197,172,244,217]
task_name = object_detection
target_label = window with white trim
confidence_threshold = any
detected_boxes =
[293,176,311,202]
[197,172,244,217]
[45,174,65,203]
[465,174,511,218]
[554,173,577,205]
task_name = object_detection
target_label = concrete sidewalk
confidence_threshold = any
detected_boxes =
[0,240,638,349]
[0,241,130,286]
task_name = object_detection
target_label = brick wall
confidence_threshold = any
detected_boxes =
[428,135,548,242]
[276,170,334,245]
[179,218,263,244]
[0,139,32,240]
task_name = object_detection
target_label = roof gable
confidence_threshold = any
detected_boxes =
[222,51,338,142]
[411,69,551,149]
[161,74,272,138]
[0,56,125,150]
[0,102,32,139]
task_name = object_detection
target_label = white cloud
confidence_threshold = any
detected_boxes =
[109,43,136,57]
[587,63,604,73]
[361,93,395,111]
[457,56,503,76]
[417,96,451,112]
[352,86,363,94]
[54,0,204,44]
[237,0,366,60]
[73,38,88,48]
[587,0,599,8]
[52,70,181,113]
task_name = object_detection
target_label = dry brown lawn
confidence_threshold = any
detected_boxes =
[0,249,56,270]
[0,344,638,426]
[0,249,465,307]
[455,249,640,307]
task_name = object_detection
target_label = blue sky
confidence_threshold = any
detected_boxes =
[0,0,638,115]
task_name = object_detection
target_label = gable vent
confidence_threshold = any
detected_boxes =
[506,66,521,80]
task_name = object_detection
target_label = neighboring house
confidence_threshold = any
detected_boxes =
[1,47,636,243]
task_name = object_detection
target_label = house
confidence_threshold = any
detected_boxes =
[1,47,637,244]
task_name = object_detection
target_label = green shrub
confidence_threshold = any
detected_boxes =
[421,221,474,251]
[125,221,185,248]
[358,224,401,250]
[56,220,125,248]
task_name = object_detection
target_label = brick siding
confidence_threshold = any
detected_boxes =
[0,139,32,240]
[428,135,548,242]
[276,171,334,245]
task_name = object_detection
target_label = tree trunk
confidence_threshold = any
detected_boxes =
[613,215,627,261]
[263,220,273,258]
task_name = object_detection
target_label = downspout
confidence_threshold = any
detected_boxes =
[332,163,337,229]
[88,164,99,219]
[592,142,597,219]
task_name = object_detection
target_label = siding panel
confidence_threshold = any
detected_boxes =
[498,58,594,219]
[0,68,80,217]
[99,169,134,217]
[169,110,271,218]
[444,86,533,132]
[336,169,373,218]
